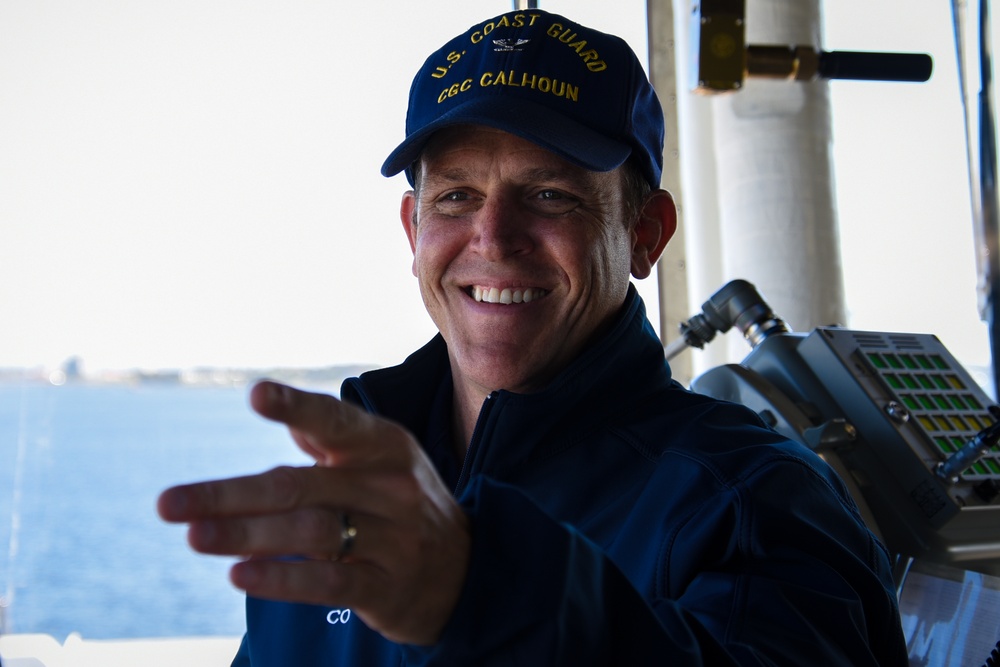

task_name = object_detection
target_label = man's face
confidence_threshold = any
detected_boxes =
[400,125,640,397]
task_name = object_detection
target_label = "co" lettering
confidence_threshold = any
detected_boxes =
[326,609,351,625]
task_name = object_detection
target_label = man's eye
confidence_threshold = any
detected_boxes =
[532,189,578,213]
[432,190,478,216]
[433,191,473,207]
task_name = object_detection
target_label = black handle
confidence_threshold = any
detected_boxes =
[818,50,933,82]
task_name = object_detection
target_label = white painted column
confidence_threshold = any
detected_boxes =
[710,0,845,363]
[652,0,844,379]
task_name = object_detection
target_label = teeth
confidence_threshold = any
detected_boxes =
[472,286,547,304]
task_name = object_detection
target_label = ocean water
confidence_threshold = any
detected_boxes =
[0,381,315,641]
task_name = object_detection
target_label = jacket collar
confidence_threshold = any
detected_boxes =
[340,285,673,474]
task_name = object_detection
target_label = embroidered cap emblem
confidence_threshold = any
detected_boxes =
[493,38,530,52]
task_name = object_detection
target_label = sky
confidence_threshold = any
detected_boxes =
[0,0,993,381]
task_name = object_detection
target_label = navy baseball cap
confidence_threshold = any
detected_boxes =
[381,9,664,188]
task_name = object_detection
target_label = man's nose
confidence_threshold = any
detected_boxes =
[471,197,533,261]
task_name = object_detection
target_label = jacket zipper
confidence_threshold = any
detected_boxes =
[454,391,498,495]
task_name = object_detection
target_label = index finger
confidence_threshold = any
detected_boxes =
[157,465,307,522]
[249,380,416,468]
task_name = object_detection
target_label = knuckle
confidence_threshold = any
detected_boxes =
[265,466,303,509]
[372,421,424,468]
[392,471,423,504]
[369,468,420,508]
[296,508,337,544]
[323,397,359,434]
[198,479,225,513]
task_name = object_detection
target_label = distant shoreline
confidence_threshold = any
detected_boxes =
[0,363,374,389]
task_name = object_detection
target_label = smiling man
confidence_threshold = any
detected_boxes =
[399,124,673,452]
[158,9,908,666]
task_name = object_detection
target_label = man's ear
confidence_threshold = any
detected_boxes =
[630,189,677,279]
[400,191,418,275]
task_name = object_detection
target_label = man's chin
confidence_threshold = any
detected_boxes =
[455,350,562,396]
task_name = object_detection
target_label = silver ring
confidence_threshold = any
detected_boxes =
[333,512,357,561]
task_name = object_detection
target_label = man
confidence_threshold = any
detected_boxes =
[158,9,908,665]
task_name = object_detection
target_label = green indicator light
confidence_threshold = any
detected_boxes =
[901,354,918,369]
[903,396,921,411]
[903,375,919,389]
[931,355,949,370]
[886,375,903,389]
[967,395,984,410]
[974,461,989,475]
[919,396,935,410]
[934,395,951,410]
[918,375,934,389]
[917,355,934,369]
[986,459,1000,475]
[933,376,949,390]
[886,354,903,369]
[950,396,967,410]
[868,354,887,369]
[936,437,954,453]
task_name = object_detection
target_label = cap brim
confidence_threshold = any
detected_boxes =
[380,96,633,182]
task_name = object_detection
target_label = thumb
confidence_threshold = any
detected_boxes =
[248,380,410,468]
[249,380,345,464]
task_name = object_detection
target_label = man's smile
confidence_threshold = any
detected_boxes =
[468,286,549,304]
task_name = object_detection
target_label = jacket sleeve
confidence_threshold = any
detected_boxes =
[401,469,907,666]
